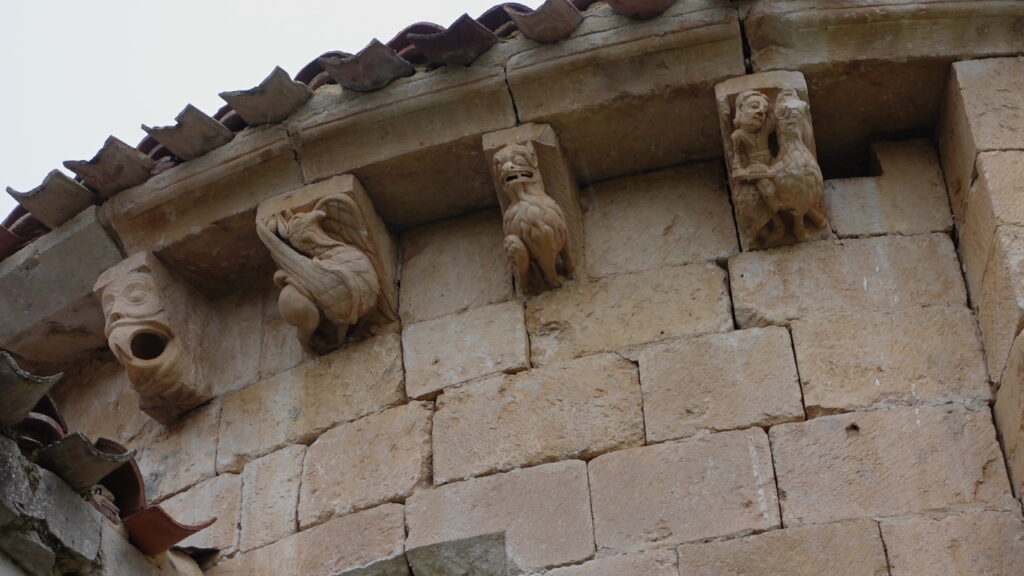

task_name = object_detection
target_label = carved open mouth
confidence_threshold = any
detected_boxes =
[130,331,169,361]
[503,170,534,183]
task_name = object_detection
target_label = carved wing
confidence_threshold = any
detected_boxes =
[316,194,373,254]
[256,214,337,299]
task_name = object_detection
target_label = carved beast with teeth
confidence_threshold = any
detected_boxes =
[494,141,571,295]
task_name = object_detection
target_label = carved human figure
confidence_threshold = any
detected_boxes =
[730,90,786,245]
[494,140,571,295]
[768,87,828,240]
[95,256,209,424]
[256,193,384,354]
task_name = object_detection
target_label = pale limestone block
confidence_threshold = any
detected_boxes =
[406,460,594,572]
[939,58,1024,225]
[825,140,952,238]
[638,327,803,443]
[160,473,240,556]
[136,401,219,502]
[676,519,887,576]
[399,210,513,324]
[791,306,989,416]
[258,281,313,379]
[403,301,529,399]
[995,332,1024,499]
[881,511,1024,576]
[51,360,151,446]
[588,428,780,552]
[962,151,1024,301]
[433,354,644,484]
[100,521,162,576]
[216,333,404,473]
[546,550,678,576]
[204,288,262,397]
[0,206,122,362]
[207,504,408,576]
[240,444,305,553]
[526,264,732,365]
[979,225,1024,383]
[582,163,737,279]
[770,405,1015,526]
[729,234,966,327]
[299,402,432,529]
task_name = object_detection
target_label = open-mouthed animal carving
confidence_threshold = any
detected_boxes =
[494,141,571,295]
[94,252,211,424]
[716,71,829,250]
[257,176,398,354]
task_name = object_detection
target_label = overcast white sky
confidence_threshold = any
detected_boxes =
[0,0,543,222]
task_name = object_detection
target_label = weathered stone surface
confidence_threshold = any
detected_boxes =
[589,428,780,552]
[217,333,404,473]
[825,140,952,238]
[527,264,732,364]
[207,504,408,576]
[0,529,54,576]
[99,522,161,576]
[676,519,887,576]
[399,210,513,324]
[507,2,743,183]
[204,288,262,397]
[995,332,1024,498]
[979,225,1024,382]
[582,163,737,279]
[962,151,1024,300]
[0,207,122,362]
[771,405,1015,526]
[240,445,305,553]
[161,473,240,555]
[881,511,1024,576]
[547,550,678,576]
[0,549,33,576]
[406,532,510,576]
[299,402,432,529]
[51,359,152,445]
[730,234,965,327]
[406,460,593,572]
[258,281,313,379]
[433,354,644,484]
[791,305,989,416]
[136,401,220,502]
[403,301,529,399]
[638,327,803,443]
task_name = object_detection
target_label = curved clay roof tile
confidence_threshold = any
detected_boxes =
[607,0,677,20]
[387,22,447,65]
[319,39,415,93]
[505,0,583,44]
[407,14,498,67]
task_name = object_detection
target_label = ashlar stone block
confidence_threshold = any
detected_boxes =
[526,264,732,364]
[589,428,780,552]
[995,331,1024,499]
[582,162,737,279]
[770,405,1015,526]
[433,354,644,484]
[52,360,151,446]
[638,327,803,443]
[403,300,529,400]
[207,504,408,576]
[546,549,678,576]
[136,400,219,502]
[405,532,511,576]
[240,444,305,553]
[824,140,952,239]
[729,234,965,327]
[979,225,1024,383]
[881,511,1024,576]
[791,305,989,416]
[161,473,240,556]
[962,151,1024,301]
[217,333,404,473]
[399,210,514,324]
[406,460,594,572]
[676,519,888,576]
[299,402,432,529]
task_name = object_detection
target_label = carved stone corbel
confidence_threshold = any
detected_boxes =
[93,252,212,424]
[483,123,583,295]
[256,174,398,354]
[715,71,829,250]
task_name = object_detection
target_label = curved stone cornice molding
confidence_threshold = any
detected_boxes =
[256,174,398,354]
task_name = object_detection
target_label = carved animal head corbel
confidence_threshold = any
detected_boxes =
[93,252,211,424]
[256,174,398,354]
[483,123,584,296]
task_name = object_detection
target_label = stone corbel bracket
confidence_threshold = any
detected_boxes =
[716,71,830,251]
[93,252,213,424]
[483,123,584,296]
[256,174,398,354]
